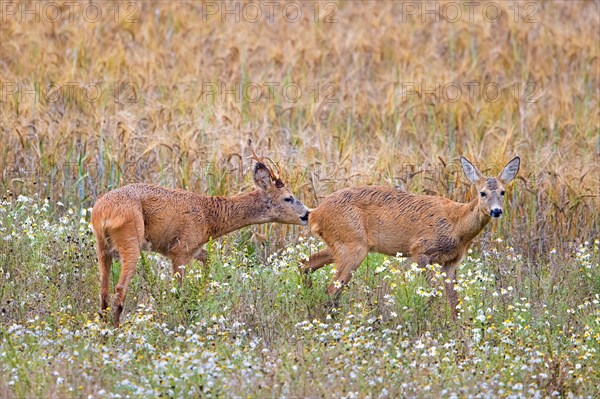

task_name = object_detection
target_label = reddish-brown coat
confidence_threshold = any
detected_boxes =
[92,162,308,326]
[302,156,520,318]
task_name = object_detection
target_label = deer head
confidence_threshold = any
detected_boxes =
[461,156,520,218]
[250,150,309,226]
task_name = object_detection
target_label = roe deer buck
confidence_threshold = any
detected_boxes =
[92,155,309,326]
[301,156,520,318]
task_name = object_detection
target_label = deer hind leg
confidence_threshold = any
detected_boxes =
[95,237,113,317]
[111,239,141,327]
[110,214,145,327]
[326,243,368,295]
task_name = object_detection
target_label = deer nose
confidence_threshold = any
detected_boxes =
[300,211,309,225]
[490,208,502,218]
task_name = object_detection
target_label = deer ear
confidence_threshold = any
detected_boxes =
[253,162,273,191]
[498,156,520,184]
[461,157,484,184]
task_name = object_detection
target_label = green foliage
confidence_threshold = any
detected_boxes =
[0,2,598,256]
[1,198,598,397]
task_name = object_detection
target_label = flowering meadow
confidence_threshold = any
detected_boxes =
[1,1,599,397]
[0,195,598,398]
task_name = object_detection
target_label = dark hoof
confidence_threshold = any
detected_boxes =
[112,303,123,328]
[300,272,313,288]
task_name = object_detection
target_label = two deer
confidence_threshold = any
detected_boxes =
[92,154,519,325]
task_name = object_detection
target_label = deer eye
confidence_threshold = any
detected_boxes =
[284,197,294,203]
[480,192,487,198]
[500,190,505,196]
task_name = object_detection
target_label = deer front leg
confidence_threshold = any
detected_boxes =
[412,253,444,312]
[195,248,212,284]
[169,246,208,284]
[414,254,435,281]
[170,254,192,284]
[326,243,368,295]
[195,249,208,264]
[442,263,460,318]
[301,247,334,273]
[300,247,334,288]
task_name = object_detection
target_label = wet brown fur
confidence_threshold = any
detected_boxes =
[302,156,520,318]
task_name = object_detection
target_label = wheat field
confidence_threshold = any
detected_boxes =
[0,1,599,398]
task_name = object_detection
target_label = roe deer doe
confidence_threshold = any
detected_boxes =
[301,156,520,318]
[92,156,309,326]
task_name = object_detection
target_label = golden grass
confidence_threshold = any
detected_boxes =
[0,1,598,254]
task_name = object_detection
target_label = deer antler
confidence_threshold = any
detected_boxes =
[247,144,285,188]
[248,148,266,165]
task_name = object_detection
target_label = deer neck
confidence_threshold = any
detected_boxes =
[457,198,491,243]
[205,190,269,239]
